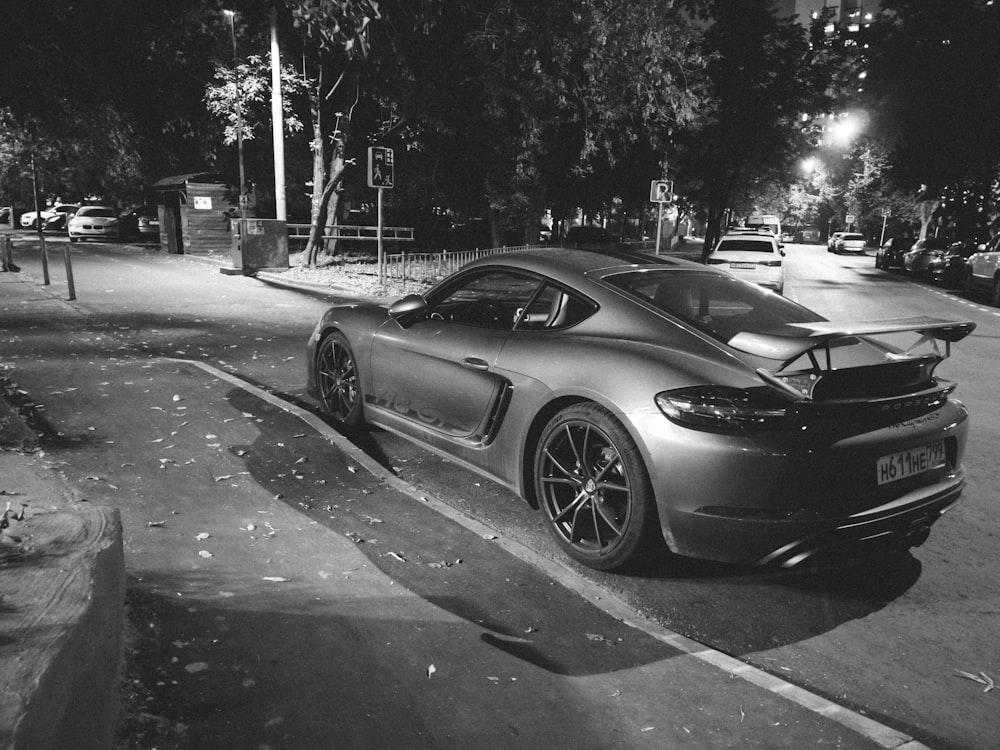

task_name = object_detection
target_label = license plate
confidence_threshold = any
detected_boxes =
[730,262,756,269]
[876,442,945,485]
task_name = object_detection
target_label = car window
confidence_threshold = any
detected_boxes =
[514,283,596,331]
[604,270,823,344]
[427,270,543,331]
[714,239,776,253]
[841,233,864,241]
[77,207,116,218]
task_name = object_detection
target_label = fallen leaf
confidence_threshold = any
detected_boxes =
[184,662,208,673]
[956,670,996,692]
[427,664,436,678]
[213,475,234,482]
[198,550,213,558]
[195,532,210,541]
[262,576,291,582]
[147,520,166,528]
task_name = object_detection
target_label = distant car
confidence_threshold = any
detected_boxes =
[706,230,784,294]
[67,205,120,242]
[874,237,915,270]
[827,232,845,252]
[562,225,619,251]
[307,248,976,571]
[119,205,160,240]
[903,238,951,277]
[780,231,796,244]
[927,240,984,288]
[963,235,1000,305]
[799,228,822,243]
[42,204,81,232]
[20,204,77,230]
[0,206,11,225]
[832,232,867,254]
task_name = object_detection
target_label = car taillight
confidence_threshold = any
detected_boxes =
[655,386,791,432]
[759,259,782,267]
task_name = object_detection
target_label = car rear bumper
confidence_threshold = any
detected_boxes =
[632,399,969,567]
[667,472,963,567]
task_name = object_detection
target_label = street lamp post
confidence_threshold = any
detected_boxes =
[224,10,247,248]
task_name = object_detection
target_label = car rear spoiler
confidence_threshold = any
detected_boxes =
[728,317,976,363]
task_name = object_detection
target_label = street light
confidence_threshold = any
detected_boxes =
[224,9,247,243]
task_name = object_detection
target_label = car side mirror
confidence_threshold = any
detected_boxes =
[780,250,786,257]
[388,294,428,328]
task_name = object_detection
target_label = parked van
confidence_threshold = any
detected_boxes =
[745,214,781,237]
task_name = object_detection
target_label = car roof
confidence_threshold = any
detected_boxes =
[461,247,697,283]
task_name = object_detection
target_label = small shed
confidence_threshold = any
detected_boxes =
[152,172,236,255]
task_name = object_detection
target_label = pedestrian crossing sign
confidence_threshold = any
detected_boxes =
[368,147,394,189]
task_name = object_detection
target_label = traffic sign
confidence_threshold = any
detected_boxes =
[650,180,673,203]
[368,147,394,189]
[846,213,856,224]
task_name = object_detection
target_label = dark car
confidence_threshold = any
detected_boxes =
[307,248,975,572]
[119,205,160,240]
[927,240,985,287]
[562,225,619,251]
[903,238,951,277]
[874,237,916,270]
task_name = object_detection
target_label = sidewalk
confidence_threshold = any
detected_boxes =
[0,267,920,749]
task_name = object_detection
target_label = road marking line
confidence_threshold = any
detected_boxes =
[172,356,932,750]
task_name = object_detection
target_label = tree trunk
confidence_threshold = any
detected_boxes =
[304,134,347,266]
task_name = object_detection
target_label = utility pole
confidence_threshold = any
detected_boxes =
[270,5,287,221]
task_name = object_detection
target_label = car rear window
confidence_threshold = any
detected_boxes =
[841,234,865,241]
[603,269,823,344]
[714,239,775,253]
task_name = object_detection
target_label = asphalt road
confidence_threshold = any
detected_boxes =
[4,235,998,749]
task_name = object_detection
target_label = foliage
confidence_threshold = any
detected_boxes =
[673,0,838,255]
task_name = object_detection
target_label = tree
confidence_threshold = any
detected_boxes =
[862,0,1000,238]
[673,0,837,257]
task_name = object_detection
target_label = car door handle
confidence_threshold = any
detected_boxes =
[460,357,490,371]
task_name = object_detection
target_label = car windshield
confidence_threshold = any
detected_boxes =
[714,239,774,253]
[78,207,115,218]
[603,269,823,345]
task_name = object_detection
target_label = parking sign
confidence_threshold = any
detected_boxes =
[650,180,673,203]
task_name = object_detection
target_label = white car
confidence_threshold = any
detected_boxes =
[964,235,1000,305]
[707,230,785,294]
[19,203,77,229]
[67,205,120,242]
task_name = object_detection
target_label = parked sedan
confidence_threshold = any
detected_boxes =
[42,204,81,232]
[903,238,951,277]
[964,234,1000,305]
[20,203,77,230]
[832,232,867,254]
[67,205,120,242]
[706,230,785,294]
[119,204,160,240]
[874,237,915,270]
[307,248,975,572]
[927,240,984,287]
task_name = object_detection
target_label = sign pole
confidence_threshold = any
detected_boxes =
[654,202,664,255]
[377,187,384,285]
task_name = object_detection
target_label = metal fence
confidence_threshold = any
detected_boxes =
[384,244,544,284]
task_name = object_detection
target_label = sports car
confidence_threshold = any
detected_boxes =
[307,249,975,572]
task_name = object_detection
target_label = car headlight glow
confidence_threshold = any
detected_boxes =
[656,386,791,431]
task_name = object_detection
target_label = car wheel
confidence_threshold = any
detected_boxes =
[535,403,659,571]
[964,271,975,297]
[69,237,78,243]
[315,331,364,428]
[992,277,1000,307]
[874,254,882,269]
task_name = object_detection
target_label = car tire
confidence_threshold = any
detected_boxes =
[964,271,975,297]
[69,237,78,243]
[992,277,1000,307]
[534,402,660,571]
[874,254,882,269]
[315,331,365,428]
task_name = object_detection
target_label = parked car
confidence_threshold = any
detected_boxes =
[562,225,619,251]
[307,248,975,571]
[903,238,951,277]
[964,235,1000,305]
[874,237,916,270]
[827,232,845,252]
[0,206,11,225]
[831,232,867,254]
[927,240,984,288]
[706,229,785,294]
[67,205,120,242]
[42,204,81,232]
[119,205,160,240]
[20,203,77,230]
